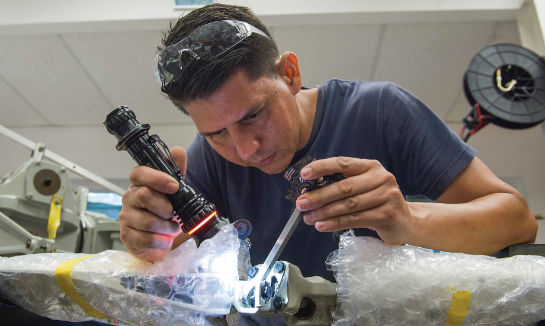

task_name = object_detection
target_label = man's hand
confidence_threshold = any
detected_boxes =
[296,156,414,245]
[119,146,191,262]
[297,156,537,254]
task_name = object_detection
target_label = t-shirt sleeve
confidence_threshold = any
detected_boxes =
[184,134,228,214]
[379,82,477,200]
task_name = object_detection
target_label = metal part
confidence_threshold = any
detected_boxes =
[232,173,343,320]
[33,169,61,196]
[0,210,54,254]
[247,266,258,278]
[0,128,125,255]
[0,124,125,195]
[246,207,303,311]
[256,208,303,283]
[232,261,336,325]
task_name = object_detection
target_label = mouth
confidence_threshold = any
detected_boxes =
[255,153,275,168]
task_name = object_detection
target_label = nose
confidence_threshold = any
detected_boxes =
[230,126,260,161]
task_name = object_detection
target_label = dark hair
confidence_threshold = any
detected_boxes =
[159,4,279,114]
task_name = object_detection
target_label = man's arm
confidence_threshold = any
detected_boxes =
[297,156,537,254]
[407,156,537,254]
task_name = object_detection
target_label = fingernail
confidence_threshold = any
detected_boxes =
[315,221,325,231]
[300,166,311,178]
[167,181,180,192]
[296,198,309,210]
[303,213,315,224]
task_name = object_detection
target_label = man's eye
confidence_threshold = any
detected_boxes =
[207,129,226,139]
[246,111,260,121]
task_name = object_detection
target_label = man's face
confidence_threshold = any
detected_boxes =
[185,69,304,174]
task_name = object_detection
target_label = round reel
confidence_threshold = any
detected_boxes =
[462,44,545,140]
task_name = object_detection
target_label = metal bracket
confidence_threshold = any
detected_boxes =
[0,210,54,255]
[233,261,336,325]
[0,124,125,195]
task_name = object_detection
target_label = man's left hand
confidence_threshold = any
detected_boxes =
[296,156,415,245]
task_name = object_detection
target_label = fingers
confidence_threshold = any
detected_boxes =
[307,189,402,230]
[311,202,409,247]
[120,221,177,251]
[313,210,377,232]
[118,198,181,241]
[171,146,188,177]
[302,186,387,225]
[119,200,179,233]
[128,146,187,194]
[297,156,409,238]
[121,147,189,261]
[297,158,394,212]
[302,182,405,230]
[120,225,175,262]
[123,183,175,218]
[300,156,375,180]
[129,166,180,194]
[119,201,182,261]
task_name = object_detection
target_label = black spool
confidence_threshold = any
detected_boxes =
[463,43,545,129]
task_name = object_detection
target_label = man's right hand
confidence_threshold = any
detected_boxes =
[119,146,191,262]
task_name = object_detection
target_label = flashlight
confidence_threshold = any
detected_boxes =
[104,106,228,243]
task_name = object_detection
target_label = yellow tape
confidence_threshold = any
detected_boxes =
[54,255,108,320]
[48,195,63,241]
[445,288,471,326]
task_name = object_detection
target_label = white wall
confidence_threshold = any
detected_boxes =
[2,120,544,217]
[447,122,545,217]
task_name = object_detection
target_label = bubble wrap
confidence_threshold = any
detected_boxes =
[0,224,249,326]
[326,233,545,326]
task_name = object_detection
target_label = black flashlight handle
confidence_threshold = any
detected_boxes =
[122,130,194,212]
[105,106,227,242]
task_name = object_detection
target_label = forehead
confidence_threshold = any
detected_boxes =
[185,70,277,130]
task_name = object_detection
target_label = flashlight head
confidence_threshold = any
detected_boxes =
[104,106,149,151]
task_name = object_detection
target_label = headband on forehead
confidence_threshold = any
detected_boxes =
[153,19,269,86]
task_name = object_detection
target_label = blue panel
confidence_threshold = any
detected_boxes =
[174,0,213,6]
[87,192,122,220]
[87,202,122,220]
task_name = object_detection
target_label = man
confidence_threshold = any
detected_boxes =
[120,3,537,281]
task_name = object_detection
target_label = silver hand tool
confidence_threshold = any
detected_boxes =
[255,207,303,283]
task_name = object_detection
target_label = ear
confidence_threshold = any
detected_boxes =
[276,52,302,94]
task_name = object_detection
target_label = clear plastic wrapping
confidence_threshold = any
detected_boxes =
[0,224,249,326]
[326,233,545,326]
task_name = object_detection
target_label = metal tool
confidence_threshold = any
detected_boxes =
[254,173,344,288]
[257,208,302,282]
[234,173,344,316]
[252,208,303,308]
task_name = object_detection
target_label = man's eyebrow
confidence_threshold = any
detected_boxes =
[200,129,223,137]
[199,102,265,137]
[239,103,264,121]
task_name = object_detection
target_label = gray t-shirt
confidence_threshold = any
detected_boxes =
[186,79,476,281]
